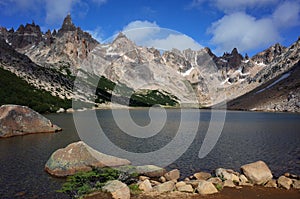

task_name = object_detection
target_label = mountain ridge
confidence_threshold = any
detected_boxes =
[0,14,299,112]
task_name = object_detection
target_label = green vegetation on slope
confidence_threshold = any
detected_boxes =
[0,67,71,113]
[57,167,138,199]
[77,69,179,107]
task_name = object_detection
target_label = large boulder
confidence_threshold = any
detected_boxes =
[241,161,273,185]
[0,105,61,138]
[102,180,130,199]
[45,141,131,177]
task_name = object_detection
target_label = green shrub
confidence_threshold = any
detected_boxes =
[0,67,71,113]
[57,167,138,198]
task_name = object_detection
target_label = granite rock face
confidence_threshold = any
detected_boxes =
[0,105,61,138]
[44,141,131,177]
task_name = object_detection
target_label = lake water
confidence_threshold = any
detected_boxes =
[0,109,299,198]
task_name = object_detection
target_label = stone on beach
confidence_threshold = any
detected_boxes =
[193,172,211,180]
[164,169,180,181]
[196,180,218,195]
[223,179,236,188]
[102,180,130,199]
[241,161,273,185]
[0,105,61,138]
[138,179,152,192]
[292,179,300,189]
[153,181,175,193]
[44,141,131,177]
[177,184,194,193]
[277,176,293,190]
[135,165,166,178]
[215,168,239,182]
[264,179,278,188]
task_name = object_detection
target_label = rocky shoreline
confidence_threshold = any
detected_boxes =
[45,141,300,199]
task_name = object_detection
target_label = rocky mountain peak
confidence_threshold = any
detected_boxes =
[58,13,76,35]
[231,48,239,55]
[111,32,136,52]
[252,43,286,64]
[112,32,131,44]
[0,22,43,49]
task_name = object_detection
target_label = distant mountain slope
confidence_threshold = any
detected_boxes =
[227,61,300,112]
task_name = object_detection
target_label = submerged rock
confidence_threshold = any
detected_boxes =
[0,105,61,138]
[45,141,131,177]
[241,161,273,185]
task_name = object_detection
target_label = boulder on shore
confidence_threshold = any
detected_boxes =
[241,161,273,185]
[277,176,293,189]
[102,180,130,199]
[0,105,61,138]
[45,141,131,177]
[196,180,218,195]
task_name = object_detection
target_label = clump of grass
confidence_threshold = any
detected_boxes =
[57,167,138,198]
[215,183,223,191]
[128,184,142,195]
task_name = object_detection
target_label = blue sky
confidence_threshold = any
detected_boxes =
[0,0,299,56]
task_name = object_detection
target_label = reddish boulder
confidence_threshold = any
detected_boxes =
[0,105,61,138]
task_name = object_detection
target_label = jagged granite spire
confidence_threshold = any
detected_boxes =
[58,14,76,35]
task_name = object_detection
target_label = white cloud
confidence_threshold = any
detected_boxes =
[208,12,280,53]
[45,0,75,25]
[146,34,202,51]
[206,1,300,54]
[87,27,104,42]
[272,1,300,28]
[121,20,202,51]
[0,0,108,25]
[188,0,279,13]
[0,0,43,16]
[214,0,279,13]
[122,20,160,44]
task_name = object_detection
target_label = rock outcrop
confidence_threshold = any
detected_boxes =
[0,105,61,138]
[45,141,131,177]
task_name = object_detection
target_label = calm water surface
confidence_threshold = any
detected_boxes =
[0,109,299,198]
